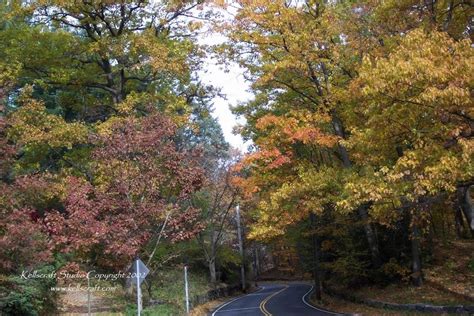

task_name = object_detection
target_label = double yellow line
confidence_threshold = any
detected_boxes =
[259,285,289,316]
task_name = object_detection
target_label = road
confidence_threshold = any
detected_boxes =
[211,283,342,316]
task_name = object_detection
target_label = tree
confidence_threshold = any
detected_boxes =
[341,29,473,285]
[0,175,56,315]
[0,1,238,313]
[222,0,473,288]
[195,150,239,284]
[1,0,217,269]
[225,0,382,267]
[3,0,209,115]
[1,0,216,180]
[45,112,204,269]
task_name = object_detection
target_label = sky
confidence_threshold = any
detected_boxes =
[195,6,253,152]
[197,34,252,152]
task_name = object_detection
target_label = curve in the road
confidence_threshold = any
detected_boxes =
[300,286,346,315]
[211,283,342,316]
[260,285,288,315]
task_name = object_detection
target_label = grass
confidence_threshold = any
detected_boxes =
[124,303,181,316]
[423,240,474,300]
[317,293,461,316]
[353,283,472,306]
[59,267,212,315]
[149,267,212,314]
[121,267,212,315]
[85,304,182,316]
[88,303,181,316]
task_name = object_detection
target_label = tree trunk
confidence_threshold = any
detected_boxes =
[410,211,423,287]
[457,185,474,235]
[209,230,218,284]
[254,247,260,277]
[310,213,322,301]
[331,113,382,267]
[252,246,260,286]
[358,205,382,268]
[125,275,133,296]
[123,262,134,297]
[331,114,351,167]
[443,0,455,31]
[455,207,466,238]
[209,259,217,284]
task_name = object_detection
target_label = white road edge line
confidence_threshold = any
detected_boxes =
[214,306,261,313]
[301,285,342,315]
[211,286,266,316]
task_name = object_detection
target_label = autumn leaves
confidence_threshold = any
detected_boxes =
[225,0,473,286]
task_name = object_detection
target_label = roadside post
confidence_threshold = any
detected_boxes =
[184,265,190,314]
[137,260,141,315]
[87,273,91,316]
[236,204,246,291]
[130,257,150,316]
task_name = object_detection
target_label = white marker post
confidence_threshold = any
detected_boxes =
[136,259,142,316]
[87,273,91,316]
[129,258,149,316]
[184,265,190,314]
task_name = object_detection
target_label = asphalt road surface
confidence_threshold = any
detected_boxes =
[211,284,342,316]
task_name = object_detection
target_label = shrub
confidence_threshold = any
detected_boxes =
[0,264,56,316]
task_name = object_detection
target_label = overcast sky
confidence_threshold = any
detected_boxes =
[197,37,252,152]
[195,6,253,152]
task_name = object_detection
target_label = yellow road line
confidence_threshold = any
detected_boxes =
[259,285,289,316]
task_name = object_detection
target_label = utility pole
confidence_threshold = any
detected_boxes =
[236,204,246,291]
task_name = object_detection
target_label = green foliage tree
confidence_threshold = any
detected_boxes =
[0,1,226,313]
